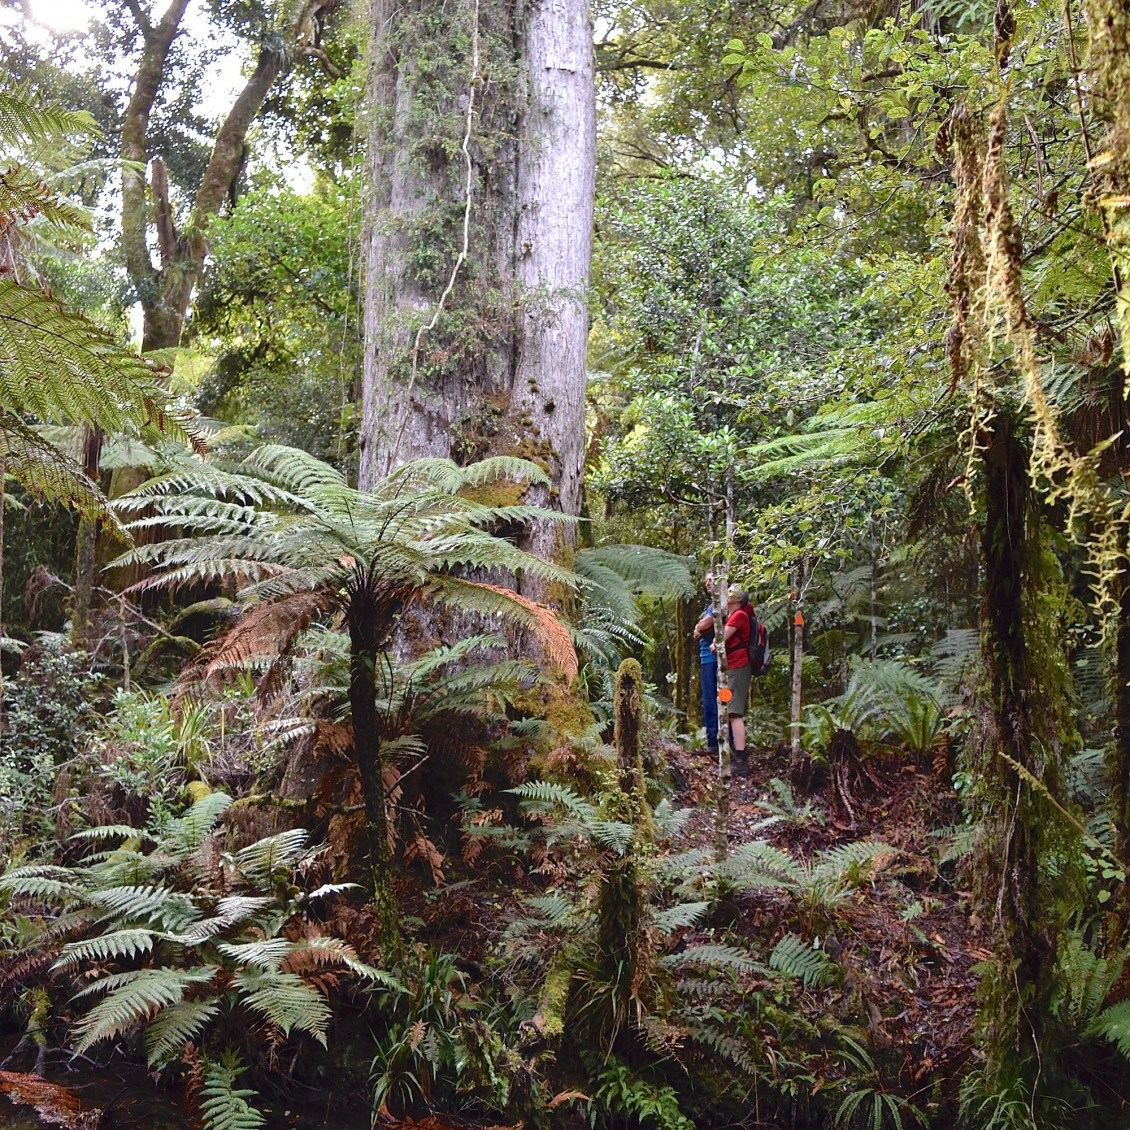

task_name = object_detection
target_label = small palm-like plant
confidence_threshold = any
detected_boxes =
[112,444,577,956]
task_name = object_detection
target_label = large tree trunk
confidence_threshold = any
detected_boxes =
[360,0,595,587]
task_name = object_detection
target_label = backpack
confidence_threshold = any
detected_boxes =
[747,614,771,676]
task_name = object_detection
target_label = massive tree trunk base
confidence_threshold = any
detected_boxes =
[360,0,595,594]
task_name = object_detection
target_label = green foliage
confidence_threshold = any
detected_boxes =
[768,934,835,989]
[200,1052,266,1130]
[589,1060,693,1130]
[0,792,380,1069]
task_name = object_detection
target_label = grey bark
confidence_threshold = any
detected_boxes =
[360,0,595,583]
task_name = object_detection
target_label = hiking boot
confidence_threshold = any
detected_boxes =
[732,751,749,778]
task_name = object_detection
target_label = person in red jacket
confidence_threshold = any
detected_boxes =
[723,584,753,777]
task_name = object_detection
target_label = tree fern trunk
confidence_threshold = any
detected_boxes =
[348,584,403,961]
[71,425,103,653]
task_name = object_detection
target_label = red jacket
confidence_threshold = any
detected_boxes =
[725,606,751,669]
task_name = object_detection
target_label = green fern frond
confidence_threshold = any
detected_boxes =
[161,791,232,854]
[810,841,897,888]
[69,825,149,843]
[652,902,708,933]
[524,893,576,926]
[53,928,157,969]
[232,829,310,883]
[170,896,275,945]
[509,781,597,821]
[0,86,97,150]
[233,970,331,1044]
[659,944,762,972]
[85,884,201,931]
[1088,1000,1130,1061]
[769,933,836,987]
[72,966,217,1053]
[577,545,694,598]
[144,998,221,1066]
[718,840,805,889]
[217,938,294,972]
[200,1053,266,1130]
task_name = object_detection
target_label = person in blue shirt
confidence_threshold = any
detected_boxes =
[693,573,719,755]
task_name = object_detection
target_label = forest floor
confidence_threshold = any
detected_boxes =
[668,739,988,1094]
[0,737,988,1129]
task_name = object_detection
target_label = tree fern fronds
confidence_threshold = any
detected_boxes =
[217,938,294,972]
[509,781,597,821]
[52,928,158,969]
[524,893,577,926]
[0,86,97,150]
[170,896,275,945]
[652,799,693,841]
[769,934,836,987]
[233,970,331,1044]
[283,935,382,980]
[658,944,763,973]
[588,818,636,854]
[652,902,709,933]
[576,545,694,598]
[303,883,362,902]
[687,1022,759,1075]
[717,840,805,889]
[0,281,198,447]
[85,884,201,931]
[200,592,332,677]
[68,825,149,844]
[241,443,349,497]
[72,966,217,1053]
[162,792,232,854]
[200,1053,266,1130]
[144,998,220,1067]
[232,829,310,884]
[0,412,112,523]
[0,163,92,232]
[0,865,84,903]
[449,453,550,488]
[427,579,578,680]
[810,841,898,888]
[1088,1000,1130,1062]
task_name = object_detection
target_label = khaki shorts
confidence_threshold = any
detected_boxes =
[727,664,752,717]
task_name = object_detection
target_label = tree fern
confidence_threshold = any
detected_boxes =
[200,1053,266,1130]
[232,828,310,884]
[659,944,763,973]
[651,901,709,933]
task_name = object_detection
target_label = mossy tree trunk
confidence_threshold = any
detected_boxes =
[360,0,595,593]
[971,409,1075,1087]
